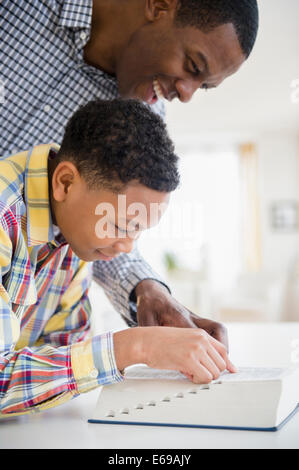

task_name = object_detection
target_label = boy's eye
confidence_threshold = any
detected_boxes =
[115,224,127,234]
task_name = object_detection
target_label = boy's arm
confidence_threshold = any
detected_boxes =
[0,215,122,417]
[37,260,123,394]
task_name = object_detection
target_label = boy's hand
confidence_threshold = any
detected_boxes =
[113,326,237,384]
[134,279,229,350]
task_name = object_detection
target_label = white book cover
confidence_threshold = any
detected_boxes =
[88,365,299,431]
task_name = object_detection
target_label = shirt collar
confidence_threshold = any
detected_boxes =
[56,0,118,87]
[24,143,60,247]
[57,0,93,30]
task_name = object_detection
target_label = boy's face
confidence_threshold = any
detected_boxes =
[50,161,170,262]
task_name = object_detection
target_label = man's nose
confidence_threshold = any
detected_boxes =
[175,78,201,103]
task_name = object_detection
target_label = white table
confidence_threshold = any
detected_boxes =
[1,321,299,449]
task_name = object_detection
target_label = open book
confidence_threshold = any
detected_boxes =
[88,365,299,431]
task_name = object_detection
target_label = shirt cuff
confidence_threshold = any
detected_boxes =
[70,332,123,394]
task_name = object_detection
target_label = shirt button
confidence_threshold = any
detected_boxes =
[80,31,87,41]
[44,104,51,113]
[90,368,98,378]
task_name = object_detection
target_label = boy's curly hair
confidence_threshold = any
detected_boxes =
[56,99,180,193]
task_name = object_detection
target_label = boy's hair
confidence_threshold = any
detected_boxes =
[174,0,259,59]
[56,99,180,193]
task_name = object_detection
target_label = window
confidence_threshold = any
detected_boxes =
[138,145,241,295]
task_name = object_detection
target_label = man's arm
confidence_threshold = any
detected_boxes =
[92,243,229,348]
[92,243,170,326]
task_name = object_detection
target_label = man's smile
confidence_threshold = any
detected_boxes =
[143,77,172,104]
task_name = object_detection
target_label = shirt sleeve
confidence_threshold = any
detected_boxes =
[92,243,171,327]
[0,215,123,418]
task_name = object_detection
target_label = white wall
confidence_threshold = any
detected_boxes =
[257,132,299,276]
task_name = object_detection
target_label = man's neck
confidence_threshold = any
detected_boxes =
[83,0,144,74]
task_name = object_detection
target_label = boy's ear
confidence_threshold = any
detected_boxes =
[51,161,78,202]
[144,0,178,21]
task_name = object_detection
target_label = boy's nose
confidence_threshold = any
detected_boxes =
[113,237,135,255]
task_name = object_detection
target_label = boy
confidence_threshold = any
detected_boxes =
[0,99,235,417]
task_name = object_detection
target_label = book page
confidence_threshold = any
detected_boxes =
[217,367,289,382]
[124,365,290,382]
[124,366,186,380]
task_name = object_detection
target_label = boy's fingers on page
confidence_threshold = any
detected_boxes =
[208,335,237,373]
[208,334,228,353]
[191,363,213,384]
[180,371,193,381]
[198,352,221,380]
[226,358,238,373]
[206,345,227,372]
[209,335,230,361]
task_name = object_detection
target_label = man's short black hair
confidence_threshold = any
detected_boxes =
[174,0,259,59]
[56,99,180,193]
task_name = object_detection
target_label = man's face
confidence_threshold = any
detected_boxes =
[116,19,245,104]
[51,162,170,262]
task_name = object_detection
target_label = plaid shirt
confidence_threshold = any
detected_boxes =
[0,0,168,327]
[0,144,123,417]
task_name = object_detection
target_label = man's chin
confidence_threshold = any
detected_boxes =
[117,79,142,100]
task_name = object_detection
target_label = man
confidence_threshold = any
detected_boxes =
[0,0,259,346]
[0,99,235,416]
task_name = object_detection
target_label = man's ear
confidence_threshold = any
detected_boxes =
[144,0,179,22]
[51,161,79,202]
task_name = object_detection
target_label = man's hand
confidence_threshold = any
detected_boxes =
[134,279,229,350]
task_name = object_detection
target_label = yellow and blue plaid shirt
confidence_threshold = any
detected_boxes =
[0,144,123,417]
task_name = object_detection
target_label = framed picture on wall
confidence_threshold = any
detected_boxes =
[271,201,298,232]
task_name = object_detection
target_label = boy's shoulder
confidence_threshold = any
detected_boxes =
[0,150,28,212]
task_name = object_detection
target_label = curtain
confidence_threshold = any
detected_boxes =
[239,143,262,272]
